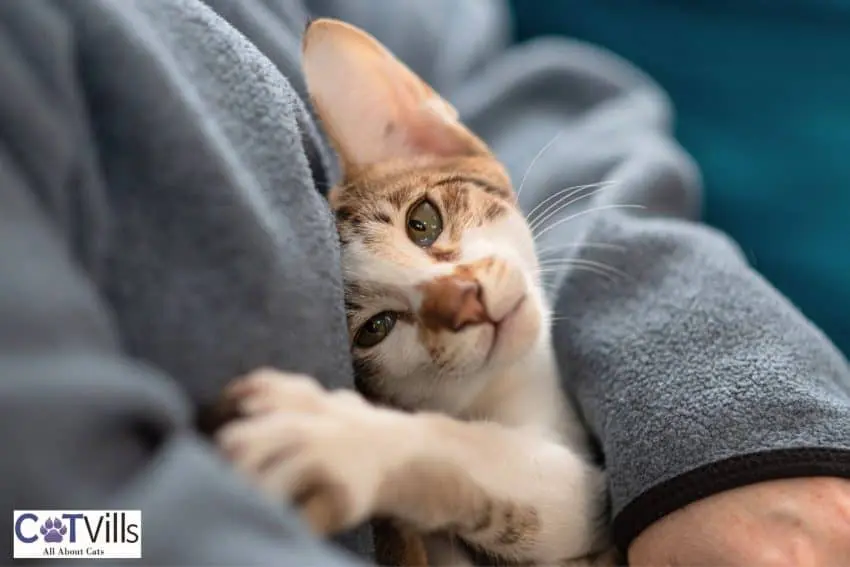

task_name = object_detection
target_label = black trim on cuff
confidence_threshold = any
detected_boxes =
[613,447,850,553]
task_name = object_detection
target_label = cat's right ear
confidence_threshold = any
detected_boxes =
[302,19,490,176]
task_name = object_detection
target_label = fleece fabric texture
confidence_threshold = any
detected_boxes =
[0,0,848,563]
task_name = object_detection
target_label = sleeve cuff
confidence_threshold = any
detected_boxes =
[613,447,850,552]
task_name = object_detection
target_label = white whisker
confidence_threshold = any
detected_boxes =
[537,266,610,277]
[537,266,616,282]
[533,204,646,241]
[516,131,565,199]
[536,242,627,258]
[537,258,633,282]
[539,269,616,287]
[537,256,622,267]
[529,183,620,234]
[525,181,613,227]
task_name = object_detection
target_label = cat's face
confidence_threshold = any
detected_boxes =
[331,157,548,412]
[303,20,548,413]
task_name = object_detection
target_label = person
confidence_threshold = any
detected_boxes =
[0,0,847,565]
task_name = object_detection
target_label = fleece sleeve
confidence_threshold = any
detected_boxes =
[304,0,850,553]
[0,3,366,565]
[0,119,365,567]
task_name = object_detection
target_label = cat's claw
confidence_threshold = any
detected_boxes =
[216,368,409,535]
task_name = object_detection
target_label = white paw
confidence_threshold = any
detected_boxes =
[215,368,406,534]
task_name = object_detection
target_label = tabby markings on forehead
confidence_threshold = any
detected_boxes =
[335,206,393,226]
[430,174,510,198]
[388,189,408,209]
[335,173,509,221]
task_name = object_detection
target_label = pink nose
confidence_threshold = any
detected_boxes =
[418,274,490,331]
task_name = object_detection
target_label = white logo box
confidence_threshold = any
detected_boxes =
[13,510,142,560]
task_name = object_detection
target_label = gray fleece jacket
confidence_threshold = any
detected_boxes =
[0,0,848,564]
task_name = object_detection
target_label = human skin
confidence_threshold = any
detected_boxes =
[629,477,850,566]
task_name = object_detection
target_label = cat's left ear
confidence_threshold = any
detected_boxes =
[301,18,491,175]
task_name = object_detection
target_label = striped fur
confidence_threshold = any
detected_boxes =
[215,18,615,567]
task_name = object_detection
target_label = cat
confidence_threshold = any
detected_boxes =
[214,18,615,567]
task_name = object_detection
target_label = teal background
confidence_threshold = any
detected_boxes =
[510,0,850,357]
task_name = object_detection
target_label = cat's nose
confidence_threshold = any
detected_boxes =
[418,274,490,332]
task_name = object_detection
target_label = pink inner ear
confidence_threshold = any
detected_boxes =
[303,20,482,170]
[407,106,477,158]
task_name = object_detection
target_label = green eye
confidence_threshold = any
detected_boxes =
[406,200,443,247]
[354,312,398,349]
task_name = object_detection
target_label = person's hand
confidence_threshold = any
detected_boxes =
[629,476,850,566]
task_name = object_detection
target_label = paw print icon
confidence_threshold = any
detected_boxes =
[40,518,67,543]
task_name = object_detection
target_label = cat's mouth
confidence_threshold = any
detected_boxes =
[484,295,528,363]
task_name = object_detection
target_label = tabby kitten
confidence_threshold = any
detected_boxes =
[216,18,613,566]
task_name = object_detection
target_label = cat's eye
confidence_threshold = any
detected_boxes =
[354,312,398,349]
[406,199,442,247]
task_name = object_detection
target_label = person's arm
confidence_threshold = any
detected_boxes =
[0,141,363,567]
[307,0,850,556]
[551,201,850,550]
[0,2,364,564]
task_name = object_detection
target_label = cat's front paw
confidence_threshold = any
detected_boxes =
[215,368,410,535]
